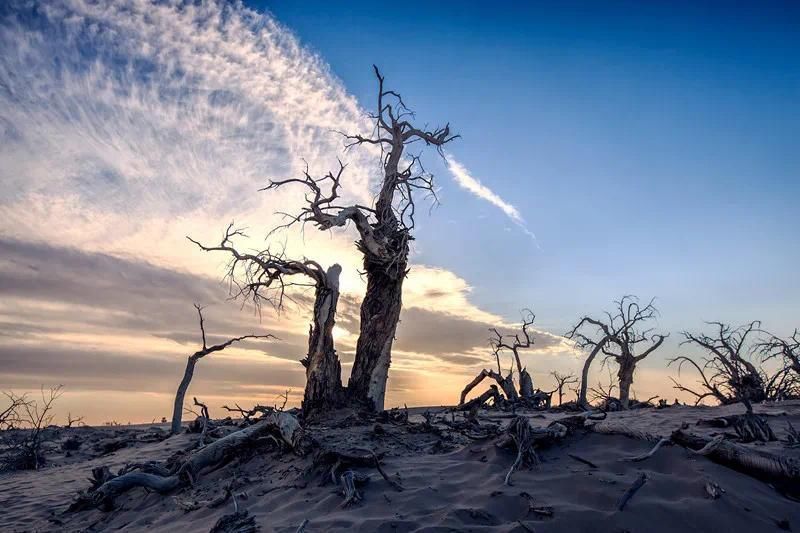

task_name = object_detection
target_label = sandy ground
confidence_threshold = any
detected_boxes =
[1,402,799,532]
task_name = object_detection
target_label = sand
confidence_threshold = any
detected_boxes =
[1,402,798,532]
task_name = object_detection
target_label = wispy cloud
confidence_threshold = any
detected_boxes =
[445,156,537,242]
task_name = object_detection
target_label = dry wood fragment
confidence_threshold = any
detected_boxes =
[568,453,597,469]
[623,438,671,462]
[616,472,647,511]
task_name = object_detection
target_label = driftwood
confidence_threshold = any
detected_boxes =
[616,472,647,511]
[671,429,799,497]
[71,412,309,510]
[460,369,517,405]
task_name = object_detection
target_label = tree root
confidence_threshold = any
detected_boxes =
[623,438,672,462]
[499,416,568,486]
[69,411,308,511]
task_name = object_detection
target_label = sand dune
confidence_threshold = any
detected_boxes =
[1,402,798,532]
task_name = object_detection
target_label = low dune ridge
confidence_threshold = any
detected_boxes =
[0,402,798,532]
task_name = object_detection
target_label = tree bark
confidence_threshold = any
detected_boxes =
[578,343,604,409]
[518,369,535,399]
[348,257,406,411]
[617,357,635,409]
[171,356,198,434]
[302,265,344,413]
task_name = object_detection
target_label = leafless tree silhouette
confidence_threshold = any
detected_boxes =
[189,224,343,414]
[566,296,667,409]
[549,371,579,406]
[170,305,274,434]
[262,66,458,410]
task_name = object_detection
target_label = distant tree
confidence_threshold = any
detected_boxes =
[566,296,667,409]
[190,225,343,415]
[670,321,789,441]
[2,386,62,471]
[549,371,579,406]
[263,67,458,411]
[490,310,538,400]
[170,304,273,434]
[671,321,799,406]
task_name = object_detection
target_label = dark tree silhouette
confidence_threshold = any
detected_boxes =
[189,225,343,414]
[490,310,538,400]
[549,371,579,406]
[566,296,667,409]
[262,67,458,410]
[171,305,274,434]
[758,328,800,379]
[670,321,783,442]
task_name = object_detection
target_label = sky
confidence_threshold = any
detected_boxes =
[0,0,797,424]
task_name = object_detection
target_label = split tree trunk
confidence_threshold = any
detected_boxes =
[348,258,405,411]
[518,369,535,399]
[302,264,344,413]
[171,356,198,434]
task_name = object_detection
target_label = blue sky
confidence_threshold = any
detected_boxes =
[262,0,799,333]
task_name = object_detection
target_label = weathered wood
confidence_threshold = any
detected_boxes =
[671,429,799,496]
[302,264,344,413]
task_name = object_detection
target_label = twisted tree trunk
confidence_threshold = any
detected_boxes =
[302,265,344,413]
[348,255,406,411]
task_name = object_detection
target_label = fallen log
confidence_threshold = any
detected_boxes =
[671,429,799,497]
[71,411,308,510]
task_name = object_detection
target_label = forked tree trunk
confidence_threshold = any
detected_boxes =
[348,258,405,411]
[302,265,344,413]
[171,356,198,434]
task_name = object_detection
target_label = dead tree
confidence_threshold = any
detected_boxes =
[549,371,579,406]
[189,225,343,414]
[170,305,273,434]
[263,66,458,411]
[671,322,767,407]
[671,321,778,442]
[566,296,667,409]
[2,386,62,471]
[758,329,800,398]
[490,310,538,400]
[1,391,30,431]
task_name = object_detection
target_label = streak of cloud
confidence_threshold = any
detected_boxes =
[445,156,538,243]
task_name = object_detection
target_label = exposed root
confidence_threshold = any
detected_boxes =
[503,417,537,486]
[732,413,776,443]
[339,470,369,507]
[623,438,672,462]
[70,411,308,511]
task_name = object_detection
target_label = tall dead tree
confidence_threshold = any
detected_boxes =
[171,304,273,434]
[566,296,667,409]
[263,67,458,411]
[189,225,344,414]
[490,310,538,399]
